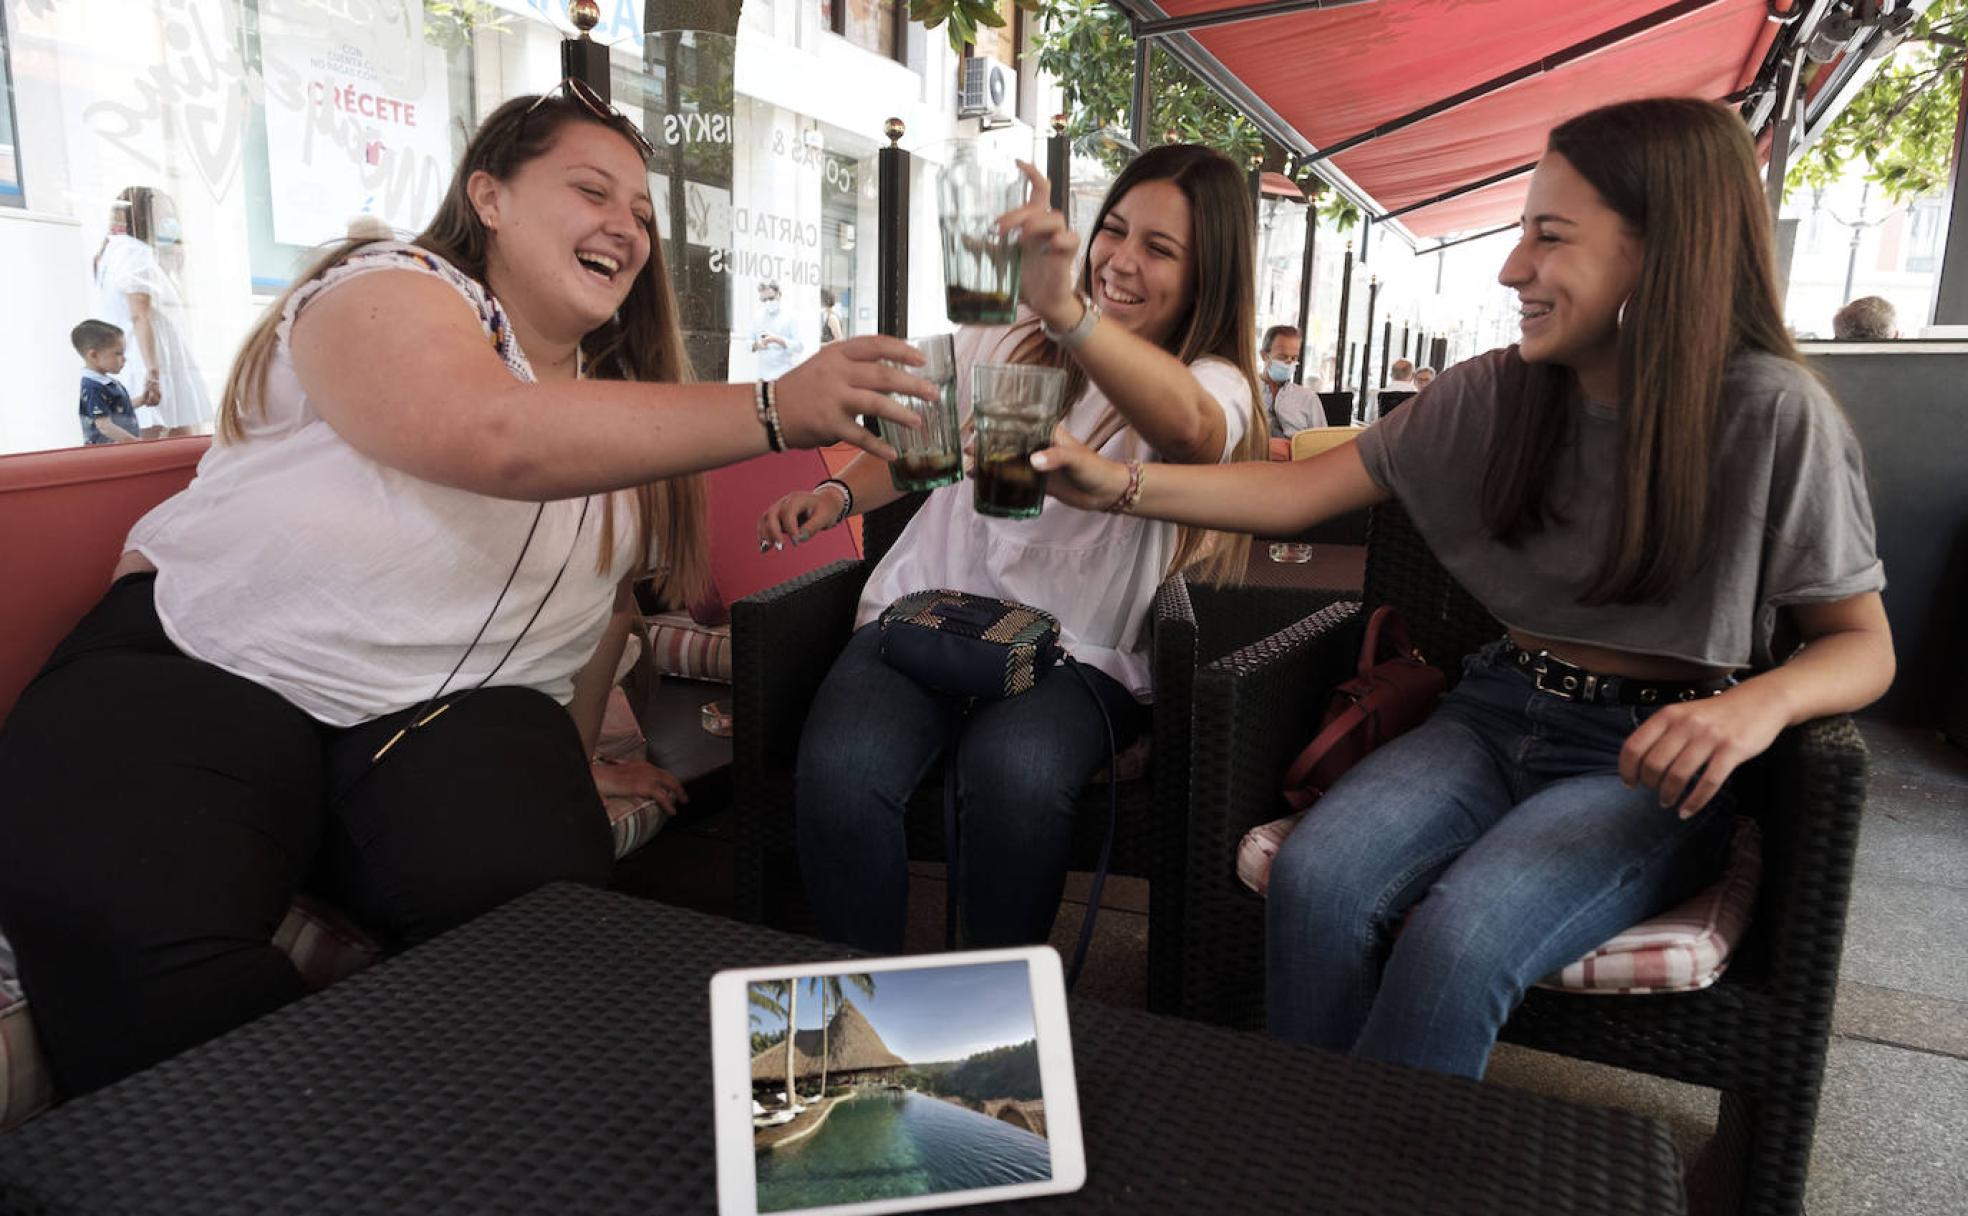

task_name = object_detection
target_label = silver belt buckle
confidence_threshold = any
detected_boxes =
[1530,658,1596,702]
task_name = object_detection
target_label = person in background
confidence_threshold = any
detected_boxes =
[819,287,846,345]
[1413,366,1437,389]
[1832,296,1898,341]
[73,320,141,445]
[1368,357,1418,421]
[752,279,804,380]
[1259,324,1325,440]
[1030,97,1892,1081]
[92,187,214,438]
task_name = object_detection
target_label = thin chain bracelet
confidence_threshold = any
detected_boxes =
[1104,459,1144,514]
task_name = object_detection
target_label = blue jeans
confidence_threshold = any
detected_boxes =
[1265,642,1733,1078]
[797,624,1146,953]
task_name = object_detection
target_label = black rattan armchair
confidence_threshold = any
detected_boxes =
[1175,500,1868,1216]
[730,495,1346,1009]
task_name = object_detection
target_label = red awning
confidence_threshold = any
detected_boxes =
[1156,0,1793,239]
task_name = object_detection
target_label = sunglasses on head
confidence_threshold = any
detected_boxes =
[523,77,656,161]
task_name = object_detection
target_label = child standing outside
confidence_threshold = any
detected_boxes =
[74,320,142,445]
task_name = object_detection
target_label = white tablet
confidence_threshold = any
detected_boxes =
[709,946,1087,1216]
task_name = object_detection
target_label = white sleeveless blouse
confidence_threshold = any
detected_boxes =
[126,244,638,726]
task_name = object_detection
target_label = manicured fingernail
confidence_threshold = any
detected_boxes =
[774,541,784,551]
[759,541,770,553]
[1030,453,1049,469]
[796,532,810,543]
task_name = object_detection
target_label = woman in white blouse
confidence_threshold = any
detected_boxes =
[0,87,931,1098]
[759,145,1268,952]
[92,186,213,436]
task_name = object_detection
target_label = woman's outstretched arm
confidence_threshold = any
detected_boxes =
[1031,423,1389,535]
[290,270,934,502]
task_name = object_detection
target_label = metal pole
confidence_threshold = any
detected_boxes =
[877,118,910,338]
[1332,240,1354,396]
[1379,317,1392,389]
[1359,276,1379,416]
[1047,115,1070,214]
[1294,196,1318,385]
[1934,70,1968,326]
[1130,34,1152,153]
[1764,47,1804,225]
[562,3,610,98]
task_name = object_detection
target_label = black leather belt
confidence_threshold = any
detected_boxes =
[1498,640,1736,707]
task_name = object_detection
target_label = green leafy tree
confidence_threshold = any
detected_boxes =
[1789,0,1965,203]
[911,0,1041,56]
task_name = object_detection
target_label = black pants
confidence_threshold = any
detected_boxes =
[0,575,613,1096]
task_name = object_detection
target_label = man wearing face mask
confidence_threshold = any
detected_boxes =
[1260,325,1323,439]
[750,280,804,382]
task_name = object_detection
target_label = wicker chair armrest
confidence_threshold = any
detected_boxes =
[730,559,870,777]
[1743,713,1868,1003]
[1188,600,1365,855]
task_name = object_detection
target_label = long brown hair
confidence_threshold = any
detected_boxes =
[1005,143,1266,586]
[1481,97,1801,605]
[217,95,708,604]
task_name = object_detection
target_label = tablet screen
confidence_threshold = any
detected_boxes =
[745,959,1052,1213]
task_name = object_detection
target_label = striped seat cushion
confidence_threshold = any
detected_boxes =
[0,760,670,1132]
[1237,813,1761,995]
[646,609,732,684]
[1536,817,1761,994]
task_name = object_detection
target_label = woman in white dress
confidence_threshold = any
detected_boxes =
[93,187,213,437]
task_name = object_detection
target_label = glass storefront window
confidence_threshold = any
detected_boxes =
[0,5,20,207]
[0,0,1023,456]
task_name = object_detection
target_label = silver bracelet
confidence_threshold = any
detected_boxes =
[816,478,853,526]
[1040,295,1097,350]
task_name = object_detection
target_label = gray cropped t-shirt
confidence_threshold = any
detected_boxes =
[1353,348,1884,670]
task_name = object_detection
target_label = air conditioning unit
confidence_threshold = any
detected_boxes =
[958,58,1016,127]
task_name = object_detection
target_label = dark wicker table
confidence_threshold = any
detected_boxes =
[0,885,1685,1215]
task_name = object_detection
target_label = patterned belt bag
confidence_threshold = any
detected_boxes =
[877,590,1063,701]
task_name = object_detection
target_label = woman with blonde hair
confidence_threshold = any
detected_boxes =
[761,143,1268,953]
[0,85,930,1096]
[1032,98,1893,1077]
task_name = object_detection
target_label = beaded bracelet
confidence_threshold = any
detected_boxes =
[816,477,854,526]
[1104,458,1145,514]
[753,380,786,452]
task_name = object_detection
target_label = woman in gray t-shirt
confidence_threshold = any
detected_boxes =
[1030,98,1893,1079]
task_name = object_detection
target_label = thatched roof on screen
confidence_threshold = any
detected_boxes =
[750,1000,906,1080]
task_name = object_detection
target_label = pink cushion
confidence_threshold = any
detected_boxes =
[0,437,209,722]
[1537,817,1761,994]
[646,609,733,684]
[1238,813,1761,994]
[701,451,860,616]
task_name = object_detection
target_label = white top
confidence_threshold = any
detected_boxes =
[94,234,213,431]
[856,322,1254,699]
[127,243,638,727]
[752,302,804,381]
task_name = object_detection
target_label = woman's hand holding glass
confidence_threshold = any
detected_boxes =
[772,335,932,460]
[998,161,1084,331]
[1029,422,1130,511]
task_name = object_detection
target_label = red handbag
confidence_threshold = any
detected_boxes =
[1280,605,1446,813]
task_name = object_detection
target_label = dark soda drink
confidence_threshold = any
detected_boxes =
[890,451,961,492]
[973,450,1046,519]
[945,286,1017,325]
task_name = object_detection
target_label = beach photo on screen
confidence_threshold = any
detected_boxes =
[747,959,1050,1212]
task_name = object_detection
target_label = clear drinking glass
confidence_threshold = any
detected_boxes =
[970,363,1068,520]
[878,334,962,492]
[937,143,1026,324]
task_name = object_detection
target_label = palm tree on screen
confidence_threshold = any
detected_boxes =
[805,972,878,1099]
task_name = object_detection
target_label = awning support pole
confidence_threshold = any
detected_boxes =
[878,119,911,338]
[1933,66,1968,325]
[1359,276,1380,417]
[1763,47,1804,224]
[1130,32,1152,153]
[1333,240,1354,398]
[1294,181,1319,385]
